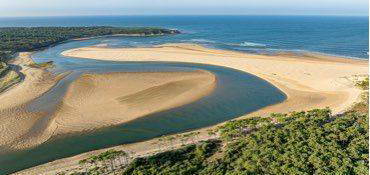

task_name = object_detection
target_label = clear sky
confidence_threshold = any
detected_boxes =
[0,0,368,17]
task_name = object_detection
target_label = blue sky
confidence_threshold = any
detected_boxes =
[0,0,368,16]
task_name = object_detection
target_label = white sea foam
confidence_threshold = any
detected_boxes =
[239,41,267,47]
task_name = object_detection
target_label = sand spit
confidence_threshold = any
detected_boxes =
[0,53,217,151]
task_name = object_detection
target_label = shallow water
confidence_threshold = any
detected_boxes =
[0,38,286,174]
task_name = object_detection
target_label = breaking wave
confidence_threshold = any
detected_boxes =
[239,41,267,48]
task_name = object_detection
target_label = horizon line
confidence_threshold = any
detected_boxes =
[0,14,368,18]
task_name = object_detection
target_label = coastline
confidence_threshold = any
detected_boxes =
[62,43,368,114]
[71,32,179,41]
[13,44,369,174]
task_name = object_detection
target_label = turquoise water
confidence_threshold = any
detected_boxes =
[0,38,286,174]
[0,15,368,58]
[0,15,368,174]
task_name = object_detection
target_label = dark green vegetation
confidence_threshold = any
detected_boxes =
[119,78,368,175]
[0,51,14,63]
[121,78,369,175]
[0,27,179,60]
[0,62,8,76]
[0,26,180,92]
[68,107,368,174]
[0,61,21,93]
[28,61,54,69]
[123,140,221,175]
[119,109,368,175]
[356,77,369,90]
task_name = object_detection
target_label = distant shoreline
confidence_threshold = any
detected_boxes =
[72,31,180,41]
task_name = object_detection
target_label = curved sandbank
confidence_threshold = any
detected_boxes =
[63,43,369,114]
[0,53,217,151]
[54,70,216,135]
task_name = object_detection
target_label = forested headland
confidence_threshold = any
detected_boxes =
[0,26,179,62]
[0,26,180,92]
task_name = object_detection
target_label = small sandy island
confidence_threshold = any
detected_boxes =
[0,53,216,151]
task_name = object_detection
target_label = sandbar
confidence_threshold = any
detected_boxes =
[0,53,216,151]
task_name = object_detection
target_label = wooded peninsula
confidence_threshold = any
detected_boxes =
[0,26,180,92]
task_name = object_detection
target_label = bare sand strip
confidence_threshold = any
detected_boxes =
[0,53,216,151]
[15,44,368,174]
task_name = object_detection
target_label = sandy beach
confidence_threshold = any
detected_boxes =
[63,43,369,114]
[10,44,369,174]
[0,52,217,151]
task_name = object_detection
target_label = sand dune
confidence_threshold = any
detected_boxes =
[0,53,216,151]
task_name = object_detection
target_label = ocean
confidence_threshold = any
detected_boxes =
[0,15,368,59]
[0,15,368,174]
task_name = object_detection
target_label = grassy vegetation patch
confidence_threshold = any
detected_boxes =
[28,61,54,69]
[350,77,369,114]
[0,69,21,93]
[0,62,9,77]
[356,77,369,90]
